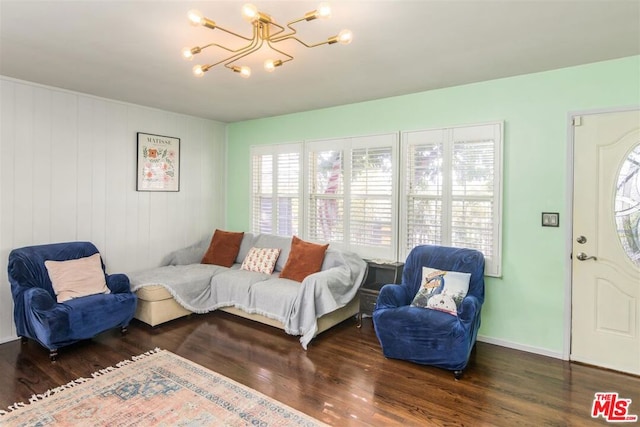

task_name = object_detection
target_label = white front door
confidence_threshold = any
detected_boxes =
[571,109,640,375]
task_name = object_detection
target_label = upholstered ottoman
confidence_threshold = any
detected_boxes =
[134,285,192,327]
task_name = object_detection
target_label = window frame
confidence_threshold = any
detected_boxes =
[399,122,503,277]
[249,142,303,237]
[304,132,400,261]
[247,123,502,276]
[305,133,399,260]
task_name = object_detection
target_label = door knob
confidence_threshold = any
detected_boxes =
[576,252,597,261]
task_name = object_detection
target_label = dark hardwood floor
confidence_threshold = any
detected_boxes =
[1,312,638,426]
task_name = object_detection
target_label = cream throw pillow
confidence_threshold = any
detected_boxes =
[240,247,281,275]
[45,253,110,303]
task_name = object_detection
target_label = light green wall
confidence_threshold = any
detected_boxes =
[226,56,640,354]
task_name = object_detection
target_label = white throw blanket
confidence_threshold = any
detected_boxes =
[128,248,366,349]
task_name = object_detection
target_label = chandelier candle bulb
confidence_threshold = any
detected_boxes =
[305,3,331,21]
[242,4,258,22]
[264,59,283,72]
[317,2,332,19]
[182,46,201,60]
[188,9,216,29]
[182,2,352,77]
[338,29,353,45]
[193,64,212,77]
[232,65,251,78]
[187,9,203,25]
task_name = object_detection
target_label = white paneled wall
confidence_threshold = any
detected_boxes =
[0,77,227,343]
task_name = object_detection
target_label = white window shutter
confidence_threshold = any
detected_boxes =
[276,151,300,236]
[250,124,501,275]
[250,143,302,237]
[307,146,345,244]
[402,129,445,253]
[251,153,273,234]
[306,134,398,259]
[401,123,503,277]
[348,134,398,259]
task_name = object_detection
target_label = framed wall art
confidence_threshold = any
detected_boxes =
[136,132,180,192]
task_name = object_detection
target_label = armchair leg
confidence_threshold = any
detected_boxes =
[121,326,128,335]
[454,370,463,380]
[49,349,58,362]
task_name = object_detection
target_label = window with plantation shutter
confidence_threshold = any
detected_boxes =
[275,151,301,235]
[306,134,398,260]
[350,139,395,255]
[307,140,345,244]
[250,143,302,236]
[401,123,503,276]
[251,152,273,234]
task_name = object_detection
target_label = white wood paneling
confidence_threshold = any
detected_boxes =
[0,77,227,344]
[50,91,79,243]
[0,79,16,343]
[32,87,53,243]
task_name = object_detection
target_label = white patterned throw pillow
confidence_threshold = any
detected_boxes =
[410,267,471,316]
[240,247,281,275]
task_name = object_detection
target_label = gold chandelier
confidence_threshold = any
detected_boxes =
[182,3,353,78]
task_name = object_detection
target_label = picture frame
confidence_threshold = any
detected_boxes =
[136,132,180,192]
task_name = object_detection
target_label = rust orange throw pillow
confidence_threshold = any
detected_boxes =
[279,236,329,282]
[201,229,244,267]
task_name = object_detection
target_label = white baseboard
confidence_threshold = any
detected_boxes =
[0,335,19,345]
[477,335,566,360]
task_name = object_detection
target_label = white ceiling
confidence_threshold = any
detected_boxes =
[1,1,639,123]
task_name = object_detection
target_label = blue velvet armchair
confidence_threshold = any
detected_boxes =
[373,245,485,379]
[8,241,137,360]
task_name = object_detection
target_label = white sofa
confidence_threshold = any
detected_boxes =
[128,233,367,349]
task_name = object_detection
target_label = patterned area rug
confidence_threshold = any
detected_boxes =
[0,348,326,426]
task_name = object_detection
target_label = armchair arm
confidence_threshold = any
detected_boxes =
[106,273,131,294]
[375,284,413,310]
[457,294,482,323]
[22,287,57,311]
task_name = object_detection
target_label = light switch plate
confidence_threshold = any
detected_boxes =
[542,212,559,227]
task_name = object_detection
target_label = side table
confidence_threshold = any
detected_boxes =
[357,260,404,327]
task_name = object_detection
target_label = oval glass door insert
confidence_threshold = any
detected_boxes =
[615,142,640,266]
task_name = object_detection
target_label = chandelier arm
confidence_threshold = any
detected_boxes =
[266,20,286,39]
[271,36,332,48]
[266,40,294,63]
[269,19,303,43]
[207,30,262,69]
[287,17,306,26]
[194,24,260,64]
[211,24,254,42]
[223,38,265,69]
[200,42,251,54]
